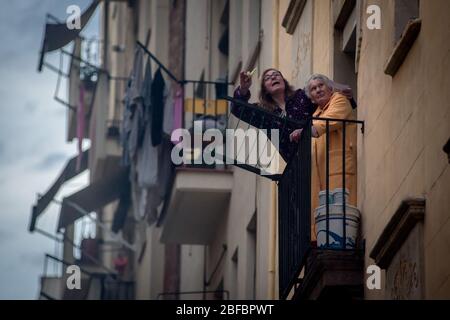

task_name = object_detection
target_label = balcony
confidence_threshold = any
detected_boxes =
[228,98,365,300]
[292,249,364,300]
[87,71,122,181]
[279,117,365,300]
[39,252,134,300]
[160,167,233,244]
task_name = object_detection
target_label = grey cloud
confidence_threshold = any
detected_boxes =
[0,227,14,242]
[24,101,38,114]
[0,0,98,300]
[34,152,67,171]
[18,251,45,268]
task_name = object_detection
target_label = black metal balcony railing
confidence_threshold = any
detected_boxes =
[278,124,312,300]
[101,278,135,300]
[106,119,122,138]
[156,290,230,300]
[180,80,234,169]
[40,253,134,300]
[137,41,235,170]
[281,117,364,299]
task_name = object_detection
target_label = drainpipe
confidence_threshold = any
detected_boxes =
[203,245,207,300]
[103,0,109,69]
[268,0,280,300]
[274,0,280,70]
[268,182,277,299]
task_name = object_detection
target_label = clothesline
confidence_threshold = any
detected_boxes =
[136,41,234,87]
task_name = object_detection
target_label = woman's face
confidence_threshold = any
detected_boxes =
[309,79,333,106]
[263,70,285,95]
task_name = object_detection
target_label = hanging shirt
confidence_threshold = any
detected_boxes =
[151,68,166,146]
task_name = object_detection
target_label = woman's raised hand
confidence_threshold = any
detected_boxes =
[239,71,252,96]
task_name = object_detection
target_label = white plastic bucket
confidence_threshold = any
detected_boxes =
[318,190,335,206]
[314,204,360,249]
[333,188,350,205]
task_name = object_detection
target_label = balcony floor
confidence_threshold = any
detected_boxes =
[160,167,233,244]
[293,249,365,300]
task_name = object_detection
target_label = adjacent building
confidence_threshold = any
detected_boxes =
[31,0,450,300]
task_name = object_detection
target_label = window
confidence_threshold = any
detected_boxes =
[243,0,262,72]
[229,0,243,84]
[384,0,421,76]
[394,0,420,43]
[443,137,450,164]
[333,0,358,98]
[282,0,307,35]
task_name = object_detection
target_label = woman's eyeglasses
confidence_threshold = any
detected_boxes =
[263,72,282,82]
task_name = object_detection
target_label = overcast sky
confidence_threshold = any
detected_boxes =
[0,0,98,299]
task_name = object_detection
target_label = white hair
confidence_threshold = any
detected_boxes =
[304,74,335,99]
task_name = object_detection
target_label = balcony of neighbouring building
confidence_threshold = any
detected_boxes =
[39,253,134,300]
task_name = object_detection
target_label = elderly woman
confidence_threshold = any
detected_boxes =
[305,74,357,240]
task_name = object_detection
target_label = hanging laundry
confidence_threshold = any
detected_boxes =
[130,163,162,223]
[156,136,175,200]
[140,188,162,226]
[76,82,85,171]
[150,68,165,146]
[162,80,173,136]
[128,47,144,104]
[111,173,131,233]
[141,56,152,112]
[136,115,159,189]
[136,57,159,189]
[135,219,147,255]
[120,79,132,166]
[121,47,145,165]
[138,56,153,150]
[172,86,184,143]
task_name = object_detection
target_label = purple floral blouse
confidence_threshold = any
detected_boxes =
[231,87,315,162]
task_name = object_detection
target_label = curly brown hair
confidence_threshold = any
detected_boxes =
[258,68,296,112]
